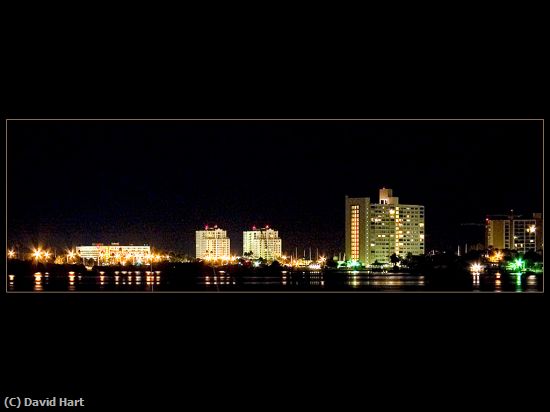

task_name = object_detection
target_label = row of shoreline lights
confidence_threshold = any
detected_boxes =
[7,248,170,264]
[8,248,328,267]
[203,254,327,266]
[470,257,526,273]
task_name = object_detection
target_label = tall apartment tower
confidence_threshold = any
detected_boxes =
[195,226,231,259]
[485,211,542,253]
[243,226,282,261]
[345,188,425,265]
[345,196,371,262]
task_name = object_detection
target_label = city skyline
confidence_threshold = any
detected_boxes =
[7,120,543,255]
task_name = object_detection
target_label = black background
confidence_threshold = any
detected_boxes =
[3,8,545,410]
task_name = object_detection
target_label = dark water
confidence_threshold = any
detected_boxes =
[6,269,543,292]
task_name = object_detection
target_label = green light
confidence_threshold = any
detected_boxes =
[514,258,525,271]
[507,258,525,271]
[341,260,362,268]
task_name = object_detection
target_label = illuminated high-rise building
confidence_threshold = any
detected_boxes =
[485,218,510,250]
[345,188,425,265]
[195,226,231,260]
[345,197,370,263]
[243,226,282,261]
[485,212,542,253]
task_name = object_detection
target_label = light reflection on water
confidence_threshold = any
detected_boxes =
[7,269,543,292]
[471,271,538,293]
[308,271,324,286]
[204,273,235,286]
[349,271,360,288]
[495,273,502,292]
[33,272,44,292]
[145,273,161,289]
[348,273,425,289]
[68,273,76,292]
[514,273,523,292]
[472,272,480,290]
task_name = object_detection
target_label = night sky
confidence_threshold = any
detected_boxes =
[7,120,543,256]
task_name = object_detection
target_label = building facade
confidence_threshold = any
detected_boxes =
[76,243,151,265]
[195,226,231,260]
[345,188,425,265]
[243,226,282,261]
[485,212,542,253]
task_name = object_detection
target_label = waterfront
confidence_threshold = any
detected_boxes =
[6,268,543,292]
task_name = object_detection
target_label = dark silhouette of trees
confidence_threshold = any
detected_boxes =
[390,253,400,266]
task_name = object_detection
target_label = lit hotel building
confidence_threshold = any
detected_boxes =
[76,243,151,265]
[345,188,425,265]
[243,226,282,261]
[195,226,231,260]
[485,212,542,253]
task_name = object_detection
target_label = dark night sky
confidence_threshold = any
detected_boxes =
[7,120,543,255]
